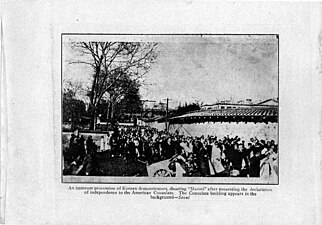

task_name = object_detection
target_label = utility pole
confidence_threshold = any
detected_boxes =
[163,98,171,131]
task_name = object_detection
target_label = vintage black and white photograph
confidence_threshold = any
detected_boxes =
[62,34,278,184]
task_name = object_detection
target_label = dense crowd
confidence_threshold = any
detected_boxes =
[63,127,278,179]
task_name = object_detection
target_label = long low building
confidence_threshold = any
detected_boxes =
[169,107,278,124]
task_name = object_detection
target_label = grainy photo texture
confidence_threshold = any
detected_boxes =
[62,34,278,184]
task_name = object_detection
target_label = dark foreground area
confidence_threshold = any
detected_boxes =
[63,152,149,177]
[96,153,148,176]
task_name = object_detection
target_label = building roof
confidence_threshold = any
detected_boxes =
[202,98,278,107]
[257,99,278,105]
[169,107,278,124]
[202,103,249,107]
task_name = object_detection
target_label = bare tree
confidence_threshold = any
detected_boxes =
[63,78,85,97]
[69,41,158,129]
[62,79,87,130]
[107,71,142,123]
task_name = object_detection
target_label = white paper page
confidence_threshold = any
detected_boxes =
[1,1,321,225]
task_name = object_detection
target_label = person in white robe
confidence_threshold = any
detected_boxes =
[105,133,111,151]
[180,137,193,156]
[210,142,225,174]
[99,135,105,152]
[260,147,278,180]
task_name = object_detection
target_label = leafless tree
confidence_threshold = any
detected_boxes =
[69,41,158,128]
[63,78,85,97]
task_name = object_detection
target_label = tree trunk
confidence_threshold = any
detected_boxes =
[89,106,97,130]
[89,116,95,130]
[110,102,114,127]
[71,112,75,131]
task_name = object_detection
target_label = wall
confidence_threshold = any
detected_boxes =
[147,121,278,143]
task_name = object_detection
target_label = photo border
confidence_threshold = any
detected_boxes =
[61,33,279,185]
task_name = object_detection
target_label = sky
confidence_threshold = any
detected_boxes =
[140,35,278,108]
[63,35,278,109]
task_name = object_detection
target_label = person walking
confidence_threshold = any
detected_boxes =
[105,133,111,158]
[99,135,105,153]
[210,141,225,175]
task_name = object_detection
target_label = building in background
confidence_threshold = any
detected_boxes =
[201,98,278,110]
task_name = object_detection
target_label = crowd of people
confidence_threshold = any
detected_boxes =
[63,126,278,179]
